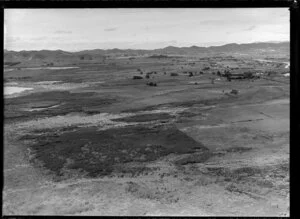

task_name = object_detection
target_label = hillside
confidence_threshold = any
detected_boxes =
[4,41,289,67]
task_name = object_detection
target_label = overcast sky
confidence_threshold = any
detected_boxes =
[4,8,289,51]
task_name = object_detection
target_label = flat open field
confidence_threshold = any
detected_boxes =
[3,55,289,216]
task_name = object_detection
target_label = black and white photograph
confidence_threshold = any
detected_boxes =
[3,8,290,216]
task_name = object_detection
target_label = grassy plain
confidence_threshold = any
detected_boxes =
[3,54,289,216]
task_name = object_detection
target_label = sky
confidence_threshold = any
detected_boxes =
[4,8,289,51]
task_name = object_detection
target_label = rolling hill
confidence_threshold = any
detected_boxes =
[4,41,289,67]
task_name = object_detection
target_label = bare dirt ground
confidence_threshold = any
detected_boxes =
[3,56,289,216]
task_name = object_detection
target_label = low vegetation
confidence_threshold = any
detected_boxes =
[133,76,143,80]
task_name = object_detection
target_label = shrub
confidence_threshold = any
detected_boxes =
[147,82,157,86]
[244,72,254,79]
[230,89,238,95]
[133,76,143,80]
[224,70,231,79]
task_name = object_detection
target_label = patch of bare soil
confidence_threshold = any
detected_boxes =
[4,91,117,123]
[125,181,179,204]
[221,161,288,198]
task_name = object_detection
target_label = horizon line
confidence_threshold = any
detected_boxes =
[4,40,289,53]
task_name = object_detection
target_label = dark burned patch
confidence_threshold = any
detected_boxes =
[5,91,87,105]
[5,91,117,120]
[122,96,233,113]
[27,125,207,179]
[112,113,175,123]
[26,101,60,109]
[177,111,200,118]
[122,105,158,113]
[19,126,79,141]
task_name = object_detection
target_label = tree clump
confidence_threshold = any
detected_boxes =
[147,82,157,86]
[133,76,143,80]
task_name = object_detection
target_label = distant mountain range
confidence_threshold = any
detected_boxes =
[4,42,289,66]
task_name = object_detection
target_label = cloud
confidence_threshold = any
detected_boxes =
[54,30,72,34]
[143,24,178,31]
[4,36,21,43]
[198,19,223,25]
[104,27,117,32]
[244,25,256,31]
[280,11,289,17]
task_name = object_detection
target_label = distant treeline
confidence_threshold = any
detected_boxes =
[148,55,177,59]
